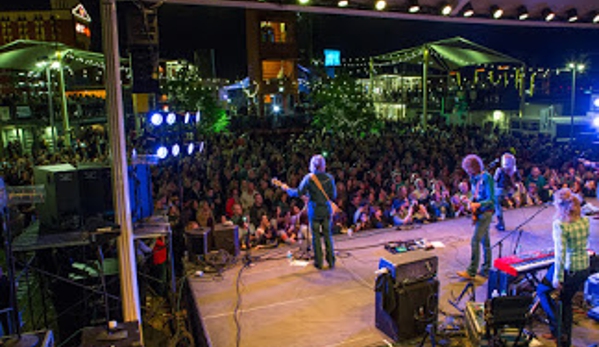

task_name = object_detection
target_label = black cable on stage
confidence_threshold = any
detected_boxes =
[234,263,249,347]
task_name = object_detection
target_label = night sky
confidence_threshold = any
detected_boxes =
[8,1,599,80]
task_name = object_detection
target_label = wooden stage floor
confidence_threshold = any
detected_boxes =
[187,204,599,347]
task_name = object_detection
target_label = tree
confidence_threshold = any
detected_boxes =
[311,75,380,135]
[161,65,229,134]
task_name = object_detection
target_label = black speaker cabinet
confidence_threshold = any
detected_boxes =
[378,251,438,285]
[185,227,211,261]
[77,164,113,223]
[375,277,439,341]
[34,164,81,233]
[212,224,239,257]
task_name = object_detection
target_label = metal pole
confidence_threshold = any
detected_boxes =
[100,0,142,327]
[57,54,71,148]
[45,67,57,152]
[422,47,429,128]
[570,68,576,146]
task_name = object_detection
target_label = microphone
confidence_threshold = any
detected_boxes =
[489,158,501,167]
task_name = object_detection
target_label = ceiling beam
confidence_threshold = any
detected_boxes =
[141,0,599,29]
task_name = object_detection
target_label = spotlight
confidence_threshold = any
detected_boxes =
[172,144,180,156]
[338,0,348,7]
[517,6,528,20]
[196,111,201,123]
[594,12,599,23]
[408,0,419,13]
[593,117,599,128]
[187,143,195,155]
[150,113,163,126]
[462,3,474,17]
[441,4,452,16]
[593,96,599,109]
[184,112,190,124]
[542,8,555,21]
[166,112,176,125]
[273,105,281,113]
[298,0,310,4]
[156,146,168,159]
[490,5,503,19]
[375,0,386,11]
[567,9,578,22]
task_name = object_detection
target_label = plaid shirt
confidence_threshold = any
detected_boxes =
[552,217,590,283]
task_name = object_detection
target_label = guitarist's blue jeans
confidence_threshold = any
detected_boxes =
[494,188,506,229]
[467,211,492,277]
[309,216,335,269]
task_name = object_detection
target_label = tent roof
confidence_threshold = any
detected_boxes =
[371,37,524,71]
[0,40,106,71]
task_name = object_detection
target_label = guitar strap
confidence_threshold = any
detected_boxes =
[311,174,333,203]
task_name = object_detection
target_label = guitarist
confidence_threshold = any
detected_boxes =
[276,155,337,270]
[457,154,495,280]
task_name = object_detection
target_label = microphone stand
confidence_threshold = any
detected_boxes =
[492,203,551,259]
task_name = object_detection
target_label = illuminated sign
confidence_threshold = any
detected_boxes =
[324,49,341,67]
[75,23,91,37]
[72,4,91,22]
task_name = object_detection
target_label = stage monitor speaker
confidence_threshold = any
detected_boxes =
[34,164,81,233]
[77,164,113,223]
[375,277,439,341]
[212,223,239,257]
[378,251,438,285]
[185,227,211,262]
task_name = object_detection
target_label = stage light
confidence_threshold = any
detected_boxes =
[298,0,310,4]
[166,112,176,125]
[338,0,348,7]
[408,0,420,13]
[567,9,578,22]
[172,144,180,156]
[156,146,168,159]
[542,8,555,21]
[273,104,281,113]
[187,143,195,155]
[490,5,503,19]
[517,6,528,20]
[593,12,599,23]
[150,113,163,126]
[593,117,599,128]
[593,97,599,108]
[375,0,386,11]
[184,112,190,124]
[462,3,474,17]
[441,4,452,16]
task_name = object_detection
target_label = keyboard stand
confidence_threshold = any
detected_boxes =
[449,280,476,313]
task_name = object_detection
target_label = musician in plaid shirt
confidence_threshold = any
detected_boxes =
[537,188,590,346]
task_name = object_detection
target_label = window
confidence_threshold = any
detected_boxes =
[260,21,288,43]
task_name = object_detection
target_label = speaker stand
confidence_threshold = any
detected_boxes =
[449,281,476,313]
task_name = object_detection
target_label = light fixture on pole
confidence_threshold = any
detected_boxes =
[490,5,503,19]
[517,6,529,20]
[408,0,420,13]
[338,0,349,7]
[462,3,474,17]
[567,9,578,22]
[375,0,386,11]
[567,62,585,146]
[441,3,452,16]
[542,8,555,21]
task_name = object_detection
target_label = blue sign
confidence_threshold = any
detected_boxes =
[324,49,341,67]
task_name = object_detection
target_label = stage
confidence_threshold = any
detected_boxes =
[187,204,599,347]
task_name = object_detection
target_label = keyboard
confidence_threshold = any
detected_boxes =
[494,251,554,277]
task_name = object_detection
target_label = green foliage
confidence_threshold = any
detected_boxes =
[161,66,229,134]
[311,75,380,135]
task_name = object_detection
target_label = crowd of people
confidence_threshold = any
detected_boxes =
[151,120,599,249]
[2,119,599,248]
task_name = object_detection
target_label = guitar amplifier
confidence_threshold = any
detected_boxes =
[185,227,211,262]
[378,250,437,284]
